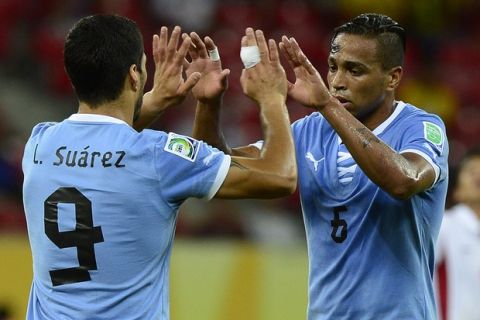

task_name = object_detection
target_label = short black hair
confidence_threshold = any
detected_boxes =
[331,13,405,70]
[64,15,144,106]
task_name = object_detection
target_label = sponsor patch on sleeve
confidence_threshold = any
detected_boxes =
[164,132,200,162]
[423,121,444,151]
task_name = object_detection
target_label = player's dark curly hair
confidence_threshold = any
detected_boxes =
[64,15,144,107]
[332,13,405,70]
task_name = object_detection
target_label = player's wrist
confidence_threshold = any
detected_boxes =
[256,92,286,108]
[197,93,224,107]
[313,95,337,112]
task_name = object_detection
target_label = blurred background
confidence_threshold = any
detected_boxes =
[1,0,479,319]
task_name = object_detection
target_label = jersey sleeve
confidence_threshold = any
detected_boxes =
[399,114,448,186]
[29,122,58,139]
[154,132,231,204]
[23,122,58,172]
[435,214,449,265]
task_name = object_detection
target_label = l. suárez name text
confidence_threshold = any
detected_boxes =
[53,146,126,168]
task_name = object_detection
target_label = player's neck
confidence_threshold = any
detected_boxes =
[77,100,133,125]
[360,98,397,131]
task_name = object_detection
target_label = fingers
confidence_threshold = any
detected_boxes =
[166,26,182,60]
[152,26,168,64]
[280,35,299,66]
[245,27,256,46]
[204,36,216,51]
[280,35,318,76]
[175,35,191,66]
[241,36,247,47]
[220,68,231,81]
[279,41,296,71]
[190,32,208,59]
[268,39,279,63]
[290,38,317,76]
[152,34,160,64]
[183,33,198,60]
[241,28,270,69]
[159,26,168,49]
[156,26,168,62]
[178,71,201,96]
[254,30,269,62]
[183,58,190,69]
[154,26,187,65]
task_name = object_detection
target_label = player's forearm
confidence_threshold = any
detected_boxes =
[132,92,166,131]
[320,98,426,199]
[218,96,296,198]
[257,95,297,186]
[192,100,232,154]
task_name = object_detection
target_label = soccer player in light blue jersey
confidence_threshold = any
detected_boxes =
[193,13,448,319]
[22,15,296,320]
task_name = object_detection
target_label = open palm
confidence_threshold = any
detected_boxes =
[146,26,200,110]
[279,36,331,109]
[185,33,229,103]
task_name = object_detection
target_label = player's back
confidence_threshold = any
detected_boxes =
[22,114,183,319]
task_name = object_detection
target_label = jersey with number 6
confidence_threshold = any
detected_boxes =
[22,114,230,320]
[293,101,448,319]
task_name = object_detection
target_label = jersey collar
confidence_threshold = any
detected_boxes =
[338,101,406,144]
[67,113,129,125]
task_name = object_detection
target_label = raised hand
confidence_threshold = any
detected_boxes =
[279,36,332,110]
[240,28,287,105]
[142,26,201,113]
[185,32,230,104]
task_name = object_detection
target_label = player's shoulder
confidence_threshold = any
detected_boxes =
[399,101,446,128]
[396,101,448,146]
[137,128,169,142]
[29,121,59,138]
[139,130,204,160]
[159,132,205,163]
[292,111,325,131]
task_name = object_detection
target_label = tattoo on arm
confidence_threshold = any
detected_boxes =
[355,127,380,149]
[230,159,248,170]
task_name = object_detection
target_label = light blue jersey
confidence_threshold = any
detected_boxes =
[292,101,448,319]
[22,114,230,320]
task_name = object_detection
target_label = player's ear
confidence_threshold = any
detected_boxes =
[386,66,402,91]
[128,64,140,91]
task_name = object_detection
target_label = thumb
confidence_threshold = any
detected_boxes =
[220,69,230,85]
[178,72,201,95]
[240,69,248,95]
[286,80,294,93]
[220,68,230,79]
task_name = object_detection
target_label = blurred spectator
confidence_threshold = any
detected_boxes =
[435,146,480,320]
